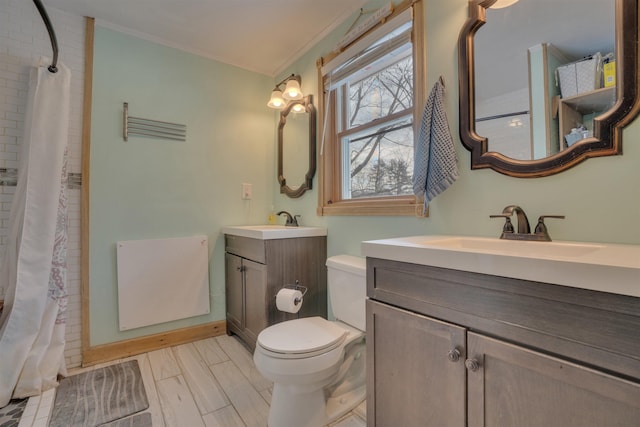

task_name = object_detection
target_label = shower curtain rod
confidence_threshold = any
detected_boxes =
[32,0,59,73]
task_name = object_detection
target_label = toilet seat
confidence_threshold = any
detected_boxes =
[257,317,348,359]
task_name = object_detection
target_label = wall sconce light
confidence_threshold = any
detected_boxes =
[268,74,304,109]
[291,103,306,113]
[489,0,519,9]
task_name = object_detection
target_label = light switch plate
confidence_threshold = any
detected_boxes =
[242,183,252,199]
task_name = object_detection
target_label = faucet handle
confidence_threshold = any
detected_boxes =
[490,214,514,234]
[534,215,565,239]
[538,215,565,220]
[293,215,301,227]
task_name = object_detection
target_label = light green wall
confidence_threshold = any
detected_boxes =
[272,0,640,258]
[89,27,275,345]
[90,0,640,345]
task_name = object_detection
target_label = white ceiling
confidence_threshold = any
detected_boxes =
[43,0,367,77]
[41,0,616,91]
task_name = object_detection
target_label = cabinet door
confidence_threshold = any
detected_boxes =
[243,258,268,345]
[224,253,243,331]
[467,332,640,427]
[367,300,466,427]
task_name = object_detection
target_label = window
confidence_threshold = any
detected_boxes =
[318,2,425,216]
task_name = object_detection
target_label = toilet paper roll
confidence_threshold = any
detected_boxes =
[276,288,303,314]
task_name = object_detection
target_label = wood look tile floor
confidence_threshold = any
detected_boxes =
[19,335,366,427]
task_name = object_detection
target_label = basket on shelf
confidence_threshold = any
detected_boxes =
[557,52,603,98]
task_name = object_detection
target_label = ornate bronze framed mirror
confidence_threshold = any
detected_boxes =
[458,0,639,177]
[278,95,317,198]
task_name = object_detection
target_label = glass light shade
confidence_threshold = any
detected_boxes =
[267,89,286,109]
[291,103,306,113]
[283,79,303,100]
[490,0,519,8]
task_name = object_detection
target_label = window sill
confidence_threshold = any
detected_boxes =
[317,197,425,217]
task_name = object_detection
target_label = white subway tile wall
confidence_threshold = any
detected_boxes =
[0,0,85,368]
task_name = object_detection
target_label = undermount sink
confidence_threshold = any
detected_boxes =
[222,225,327,240]
[361,235,640,298]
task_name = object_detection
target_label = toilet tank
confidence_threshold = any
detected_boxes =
[326,255,366,331]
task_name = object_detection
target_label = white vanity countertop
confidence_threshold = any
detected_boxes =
[222,225,327,240]
[361,235,640,298]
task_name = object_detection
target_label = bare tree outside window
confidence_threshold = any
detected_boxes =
[342,54,414,199]
[319,3,424,216]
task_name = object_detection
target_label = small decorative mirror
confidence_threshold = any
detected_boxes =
[278,95,316,198]
[458,0,640,177]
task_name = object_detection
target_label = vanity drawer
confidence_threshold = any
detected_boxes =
[367,257,640,380]
[225,235,265,263]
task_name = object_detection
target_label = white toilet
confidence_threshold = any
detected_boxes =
[253,255,367,427]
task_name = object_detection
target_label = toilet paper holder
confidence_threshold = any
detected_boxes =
[279,280,308,306]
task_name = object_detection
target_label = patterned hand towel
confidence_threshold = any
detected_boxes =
[412,78,458,210]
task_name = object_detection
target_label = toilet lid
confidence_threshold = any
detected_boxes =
[257,317,347,355]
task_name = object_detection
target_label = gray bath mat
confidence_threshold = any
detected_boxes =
[99,412,152,427]
[0,398,27,427]
[49,360,149,427]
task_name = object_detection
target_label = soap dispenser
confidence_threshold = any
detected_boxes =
[268,206,277,225]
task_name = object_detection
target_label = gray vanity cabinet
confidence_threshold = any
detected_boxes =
[224,252,244,331]
[368,300,465,427]
[366,257,640,427]
[225,253,267,346]
[467,332,640,426]
[224,234,327,351]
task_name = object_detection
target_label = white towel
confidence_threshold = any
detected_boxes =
[413,78,458,210]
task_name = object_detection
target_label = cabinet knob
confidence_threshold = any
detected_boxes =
[447,348,461,363]
[236,266,245,272]
[465,358,480,372]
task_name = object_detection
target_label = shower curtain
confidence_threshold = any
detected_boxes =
[0,60,71,408]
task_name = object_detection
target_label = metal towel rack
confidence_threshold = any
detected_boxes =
[123,102,187,142]
[32,0,59,73]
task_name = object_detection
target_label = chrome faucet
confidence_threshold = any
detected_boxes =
[490,205,565,241]
[277,211,300,227]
